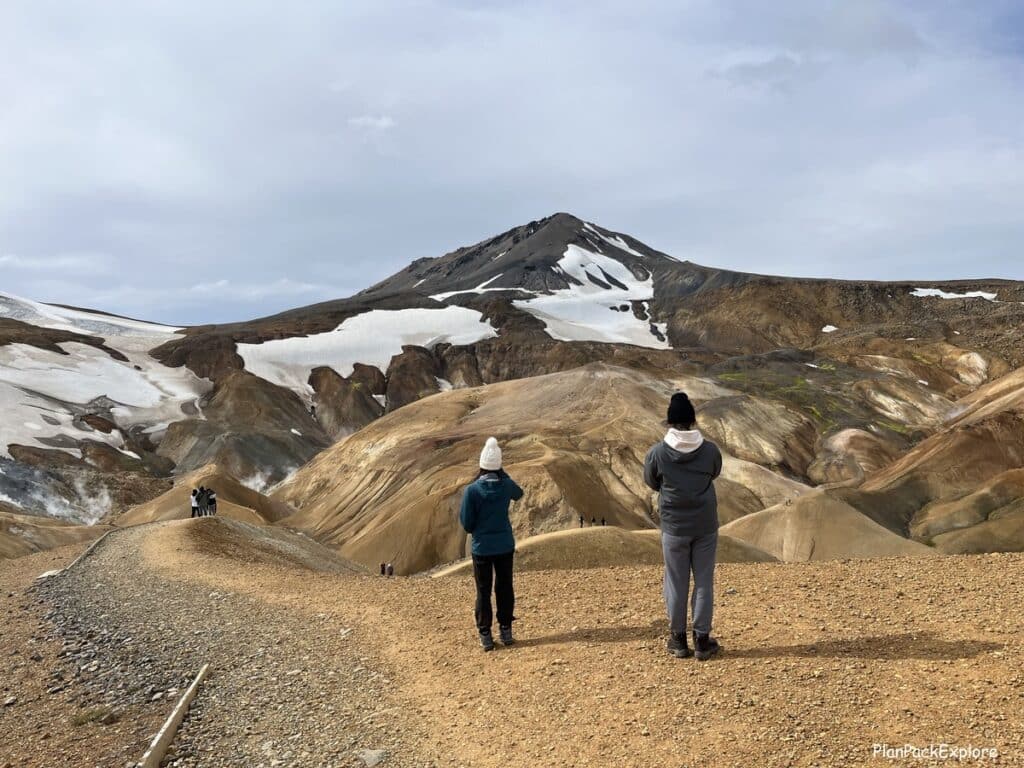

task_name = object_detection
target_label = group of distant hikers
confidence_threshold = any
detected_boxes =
[459,392,722,660]
[189,486,218,518]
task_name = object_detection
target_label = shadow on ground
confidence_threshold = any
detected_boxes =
[724,632,1003,661]
[519,624,1003,661]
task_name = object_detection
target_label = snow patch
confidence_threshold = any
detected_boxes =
[2,342,175,406]
[430,273,506,301]
[0,291,182,337]
[911,287,997,301]
[435,377,453,392]
[290,428,303,436]
[513,245,668,349]
[821,325,839,333]
[584,223,679,263]
[0,337,209,460]
[237,307,498,396]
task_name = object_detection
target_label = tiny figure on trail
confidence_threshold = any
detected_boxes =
[578,515,584,529]
[310,403,317,418]
[207,489,217,517]
[459,436,523,652]
[196,486,208,517]
[385,563,394,577]
[601,517,606,526]
[643,392,723,662]
[591,516,596,526]
[379,563,386,576]
[190,488,200,518]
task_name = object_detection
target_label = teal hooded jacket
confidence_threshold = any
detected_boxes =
[459,470,523,557]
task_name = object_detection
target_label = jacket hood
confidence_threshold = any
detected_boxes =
[664,429,705,457]
[476,472,506,496]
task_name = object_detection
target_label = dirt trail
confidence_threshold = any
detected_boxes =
[4,520,424,768]
[3,519,1023,767]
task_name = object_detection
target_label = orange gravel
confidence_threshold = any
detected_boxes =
[3,523,1022,767]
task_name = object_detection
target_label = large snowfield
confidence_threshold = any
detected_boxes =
[0,293,208,461]
[512,245,670,348]
[237,306,499,395]
[0,291,181,336]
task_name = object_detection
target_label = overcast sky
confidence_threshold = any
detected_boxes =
[2,1,1023,324]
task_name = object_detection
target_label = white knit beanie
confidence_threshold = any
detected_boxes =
[479,436,502,471]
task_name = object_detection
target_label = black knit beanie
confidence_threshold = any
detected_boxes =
[667,392,696,427]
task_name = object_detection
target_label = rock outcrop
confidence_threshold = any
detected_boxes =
[158,371,330,485]
[308,366,383,439]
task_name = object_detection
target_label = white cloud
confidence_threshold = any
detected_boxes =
[0,0,1022,325]
[347,114,396,131]
[188,278,338,301]
[0,252,113,273]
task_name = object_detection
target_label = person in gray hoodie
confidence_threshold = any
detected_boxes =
[643,392,723,661]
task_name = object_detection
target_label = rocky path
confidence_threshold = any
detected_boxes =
[22,520,428,768]
[3,519,1024,767]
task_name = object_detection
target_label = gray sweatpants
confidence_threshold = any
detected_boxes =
[661,531,718,636]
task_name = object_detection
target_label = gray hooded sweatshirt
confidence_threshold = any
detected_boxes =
[643,429,722,538]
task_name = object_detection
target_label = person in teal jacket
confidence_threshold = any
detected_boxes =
[459,436,523,651]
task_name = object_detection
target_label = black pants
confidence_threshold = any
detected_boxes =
[472,551,515,632]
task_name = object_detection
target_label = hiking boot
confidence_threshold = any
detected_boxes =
[479,630,495,652]
[692,631,721,661]
[667,632,692,658]
[499,624,515,646]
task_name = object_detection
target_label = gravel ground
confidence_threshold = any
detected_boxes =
[27,521,428,768]
[1,542,167,768]
[4,520,1023,767]
[172,531,1024,767]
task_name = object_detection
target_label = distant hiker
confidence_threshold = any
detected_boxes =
[579,516,584,529]
[601,517,606,526]
[385,563,394,577]
[196,486,208,517]
[643,392,723,661]
[380,563,387,576]
[310,404,317,418]
[207,489,217,517]
[591,517,596,526]
[190,489,200,519]
[459,436,523,651]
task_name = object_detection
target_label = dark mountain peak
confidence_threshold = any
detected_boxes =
[539,210,585,228]
[361,213,678,300]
